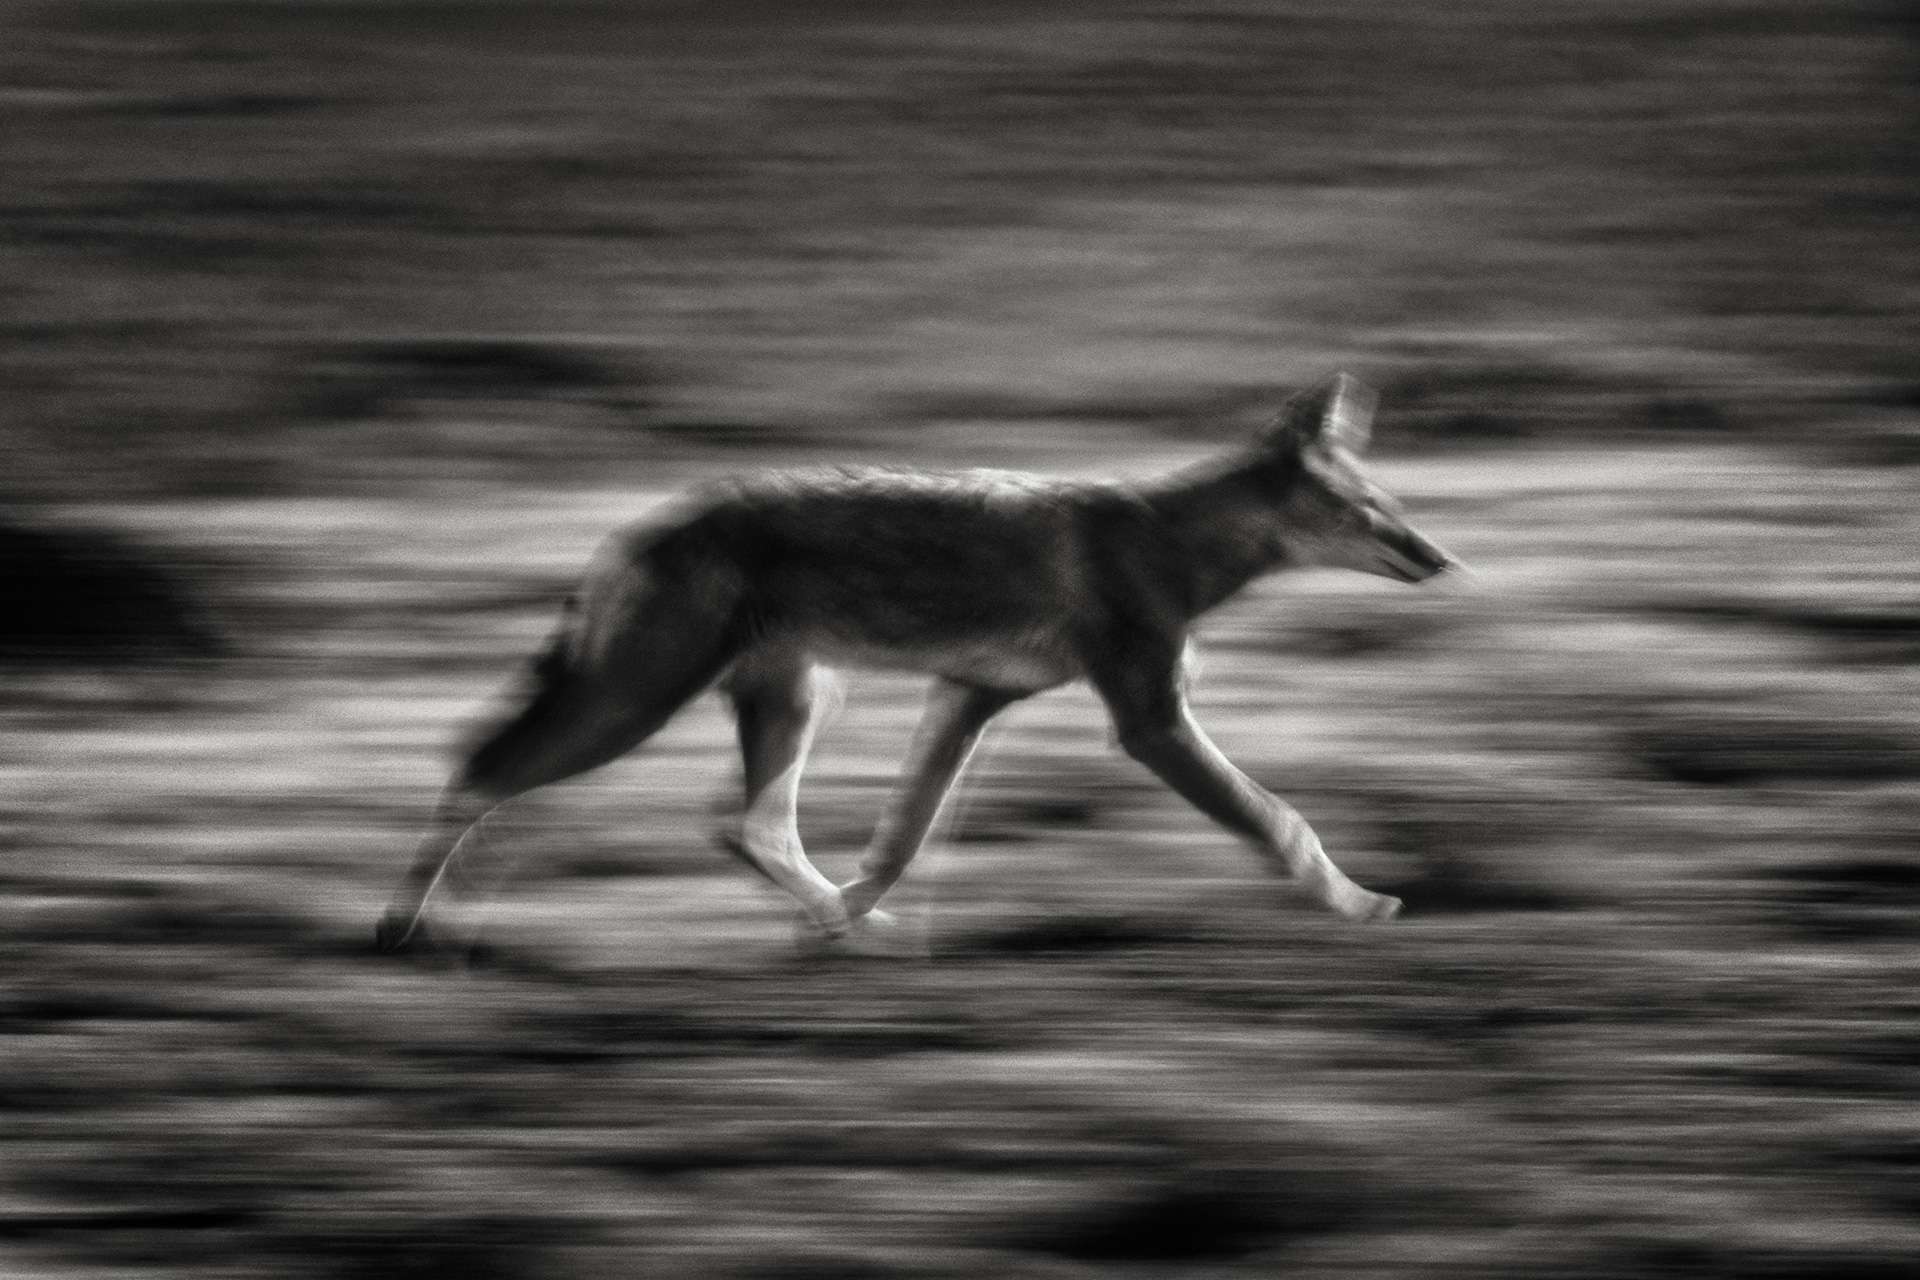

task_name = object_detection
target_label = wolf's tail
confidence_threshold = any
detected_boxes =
[455,527,747,799]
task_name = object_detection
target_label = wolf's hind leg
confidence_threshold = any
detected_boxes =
[375,789,499,953]
[377,664,714,953]
[722,655,849,933]
[378,549,743,954]
[839,680,1019,920]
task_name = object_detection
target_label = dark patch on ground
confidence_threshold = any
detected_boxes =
[953,911,1201,956]
[0,514,225,663]
[1625,713,1920,786]
[1636,598,1920,665]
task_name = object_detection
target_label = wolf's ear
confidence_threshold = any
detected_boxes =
[1265,373,1376,454]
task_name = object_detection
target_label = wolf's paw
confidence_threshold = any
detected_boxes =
[1356,891,1402,923]
[1314,879,1402,924]
[1335,889,1401,924]
[797,906,931,960]
[836,875,883,920]
[374,912,418,953]
[850,907,932,959]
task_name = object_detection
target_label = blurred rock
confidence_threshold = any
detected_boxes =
[0,512,224,664]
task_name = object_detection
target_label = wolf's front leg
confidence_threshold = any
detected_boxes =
[840,679,1018,919]
[1096,661,1399,922]
[1126,716,1398,921]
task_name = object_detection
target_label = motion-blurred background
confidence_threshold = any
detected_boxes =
[5,2,1919,1276]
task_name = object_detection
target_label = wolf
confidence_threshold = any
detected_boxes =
[374,373,1456,953]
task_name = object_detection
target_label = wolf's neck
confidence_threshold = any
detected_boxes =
[1143,452,1296,618]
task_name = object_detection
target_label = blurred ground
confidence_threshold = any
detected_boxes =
[4,2,1920,1277]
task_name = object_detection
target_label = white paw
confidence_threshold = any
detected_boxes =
[1329,887,1401,923]
[798,906,931,960]
[852,908,933,958]
[1303,872,1403,924]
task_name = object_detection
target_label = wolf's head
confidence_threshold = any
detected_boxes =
[1258,374,1457,583]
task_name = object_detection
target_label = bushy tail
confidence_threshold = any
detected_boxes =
[454,529,747,799]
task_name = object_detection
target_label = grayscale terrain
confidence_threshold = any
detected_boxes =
[4,2,1918,1276]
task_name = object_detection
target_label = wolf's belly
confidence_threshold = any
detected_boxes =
[796,630,1082,691]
